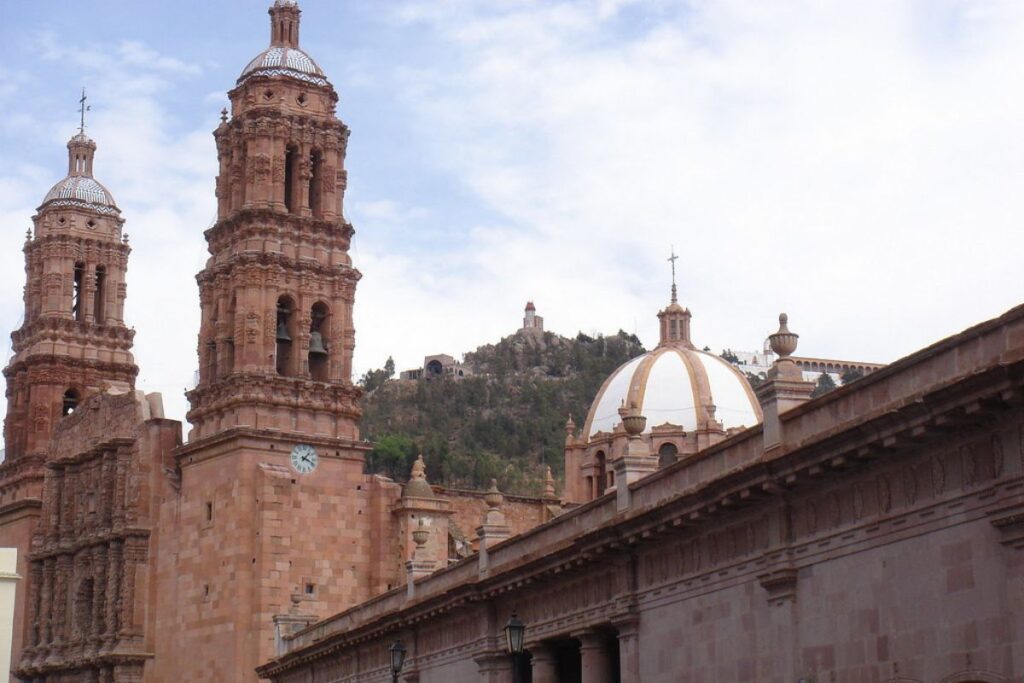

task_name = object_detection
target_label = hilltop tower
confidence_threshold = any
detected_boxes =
[164,2,372,680]
[0,125,136,677]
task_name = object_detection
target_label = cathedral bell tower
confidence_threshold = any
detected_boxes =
[166,4,370,680]
[2,126,136,469]
[184,0,360,442]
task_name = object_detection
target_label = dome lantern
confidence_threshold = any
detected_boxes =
[237,1,328,87]
[269,0,301,49]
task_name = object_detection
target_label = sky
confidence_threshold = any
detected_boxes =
[1,0,1023,443]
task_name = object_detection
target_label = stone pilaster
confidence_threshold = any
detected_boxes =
[406,518,438,600]
[477,480,511,576]
[756,314,815,453]
[611,405,657,511]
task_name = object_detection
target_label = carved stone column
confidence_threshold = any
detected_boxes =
[577,630,613,683]
[529,642,558,683]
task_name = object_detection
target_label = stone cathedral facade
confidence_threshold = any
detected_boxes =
[0,3,559,681]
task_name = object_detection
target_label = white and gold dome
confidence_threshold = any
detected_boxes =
[565,283,763,503]
[584,344,760,437]
[585,288,761,437]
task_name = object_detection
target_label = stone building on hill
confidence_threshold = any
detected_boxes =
[523,301,544,334]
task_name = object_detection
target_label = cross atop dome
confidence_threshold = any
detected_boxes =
[657,249,692,347]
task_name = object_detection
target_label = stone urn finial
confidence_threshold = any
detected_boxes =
[543,466,556,498]
[565,414,576,435]
[768,313,799,358]
[484,479,504,510]
[618,401,647,437]
[411,517,430,548]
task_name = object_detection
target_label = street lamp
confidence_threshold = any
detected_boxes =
[389,639,406,683]
[504,612,526,683]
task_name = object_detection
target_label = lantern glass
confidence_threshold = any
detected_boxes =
[504,613,526,655]
[389,640,407,674]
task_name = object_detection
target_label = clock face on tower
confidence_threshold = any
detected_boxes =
[290,444,319,474]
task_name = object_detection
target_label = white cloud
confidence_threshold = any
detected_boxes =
[352,0,1024,378]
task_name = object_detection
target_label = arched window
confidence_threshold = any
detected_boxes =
[72,262,85,321]
[284,144,299,213]
[276,296,295,376]
[308,149,323,217]
[308,302,329,381]
[595,451,607,497]
[224,295,236,375]
[426,360,443,377]
[658,442,679,468]
[93,265,106,324]
[62,388,80,416]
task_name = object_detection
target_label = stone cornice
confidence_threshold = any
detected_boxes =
[204,207,355,247]
[174,424,371,462]
[24,231,130,255]
[10,316,135,351]
[186,372,361,422]
[30,525,152,562]
[195,251,361,290]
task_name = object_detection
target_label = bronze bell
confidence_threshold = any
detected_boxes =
[276,320,291,343]
[308,331,328,356]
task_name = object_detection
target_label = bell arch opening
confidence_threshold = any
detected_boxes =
[308,301,329,381]
[276,295,297,376]
[62,388,81,417]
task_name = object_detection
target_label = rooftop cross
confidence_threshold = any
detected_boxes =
[78,88,90,135]
[667,247,679,304]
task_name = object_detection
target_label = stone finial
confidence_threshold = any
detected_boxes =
[543,466,556,498]
[220,108,229,124]
[25,228,32,242]
[484,479,503,510]
[565,414,576,435]
[477,479,511,576]
[411,517,430,550]
[617,402,647,437]
[768,313,799,358]
[402,454,435,499]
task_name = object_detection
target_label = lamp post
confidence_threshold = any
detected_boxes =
[504,612,526,683]
[389,639,406,683]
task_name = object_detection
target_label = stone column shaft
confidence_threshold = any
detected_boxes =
[529,643,558,683]
[578,631,613,683]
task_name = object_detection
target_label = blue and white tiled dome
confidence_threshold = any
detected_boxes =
[41,176,118,215]
[238,46,328,87]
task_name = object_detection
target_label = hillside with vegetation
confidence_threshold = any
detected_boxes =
[358,330,645,495]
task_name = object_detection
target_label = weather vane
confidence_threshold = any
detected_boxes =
[78,87,91,135]
[667,246,679,304]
